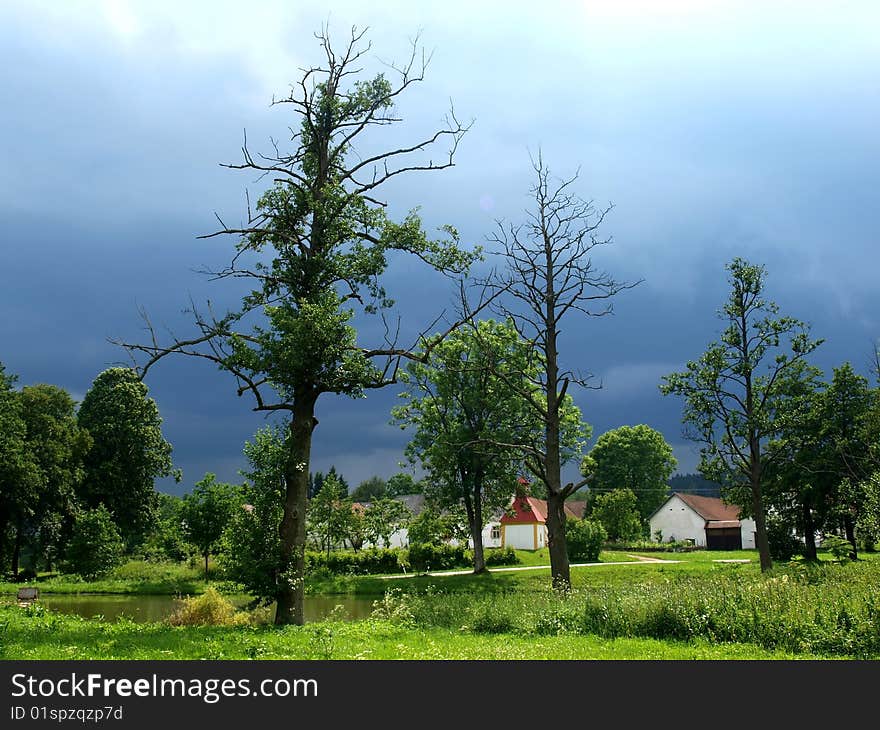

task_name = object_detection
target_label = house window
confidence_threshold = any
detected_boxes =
[490,526,501,541]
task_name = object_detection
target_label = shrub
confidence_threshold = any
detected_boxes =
[408,543,469,572]
[63,506,125,579]
[566,519,606,562]
[166,587,249,627]
[591,488,643,542]
[766,518,804,562]
[470,603,516,634]
[822,535,854,562]
[305,548,405,575]
[485,546,519,566]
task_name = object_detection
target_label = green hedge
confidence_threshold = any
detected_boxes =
[305,548,406,576]
[408,544,469,572]
[304,544,522,576]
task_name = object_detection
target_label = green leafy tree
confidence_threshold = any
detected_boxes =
[346,504,367,551]
[64,505,124,579]
[484,154,636,589]
[386,472,421,497]
[406,505,468,545]
[585,424,677,524]
[661,258,822,572]
[761,363,844,560]
[142,492,190,562]
[219,425,287,604]
[307,471,352,557]
[565,518,606,561]
[362,497,411,548]
[762,363,879,560]
[816,365,880,557]
[17,384,92,574]
[76,368,177,548]
[591,488,642,542]
[350,476,387,502]
[116,29,479,624]
[854,472,880,551]
[182,473,243,579]
[393,319,549,572]
[0,363,41,575]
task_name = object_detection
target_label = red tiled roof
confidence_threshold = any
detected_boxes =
[566,500,588,520]
[501,496,580,524]
[674,492,742,522]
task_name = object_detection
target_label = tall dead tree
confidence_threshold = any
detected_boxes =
[485,154,639,589]
[114,26,484,624]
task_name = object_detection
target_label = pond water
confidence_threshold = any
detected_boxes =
[38,594,375,624]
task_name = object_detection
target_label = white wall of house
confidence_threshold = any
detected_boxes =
[740,518,757,549]
[649,495,709,546]
[503,523,546,550]
[466,522,503,549]
[362,527,409,549]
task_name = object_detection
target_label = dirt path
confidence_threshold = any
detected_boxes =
[380,555,681,579]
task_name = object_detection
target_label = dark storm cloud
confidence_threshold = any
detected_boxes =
[3,2,879,493]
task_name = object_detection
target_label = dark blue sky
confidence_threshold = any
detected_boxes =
[3,2,878,495]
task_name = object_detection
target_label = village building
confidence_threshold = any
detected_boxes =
[649,492,756,549]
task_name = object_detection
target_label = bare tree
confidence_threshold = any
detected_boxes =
[482,153,639,589]
[113,26,486,624]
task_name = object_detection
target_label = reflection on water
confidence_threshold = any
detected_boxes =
[38,594,375,624]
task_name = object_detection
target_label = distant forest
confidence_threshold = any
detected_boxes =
[668,473,722,497]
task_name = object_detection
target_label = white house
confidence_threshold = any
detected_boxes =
[649,492,756,549]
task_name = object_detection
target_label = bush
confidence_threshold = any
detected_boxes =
[166,587,249,627]
[822,535,854,562]
[305,548,406,576]
[63,506,125,579]
[566,519,606,562]
[766,518,804,562]
[485,546,519,566]
[408,543,469,572]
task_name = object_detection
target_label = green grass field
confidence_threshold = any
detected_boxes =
[4,549,878,661]
[0,605,834,660]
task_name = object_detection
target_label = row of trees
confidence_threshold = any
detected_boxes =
[112,26,639,622]
[108,25,879,623]
[661,259,880,570]
[0,365,176,578]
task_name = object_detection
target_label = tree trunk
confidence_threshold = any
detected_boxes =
[750,475,772,572]
[275,391,317,626]
[546,490,570,589]
[0,510,8,577]
[802,501,818,561]
[844,515,858,560]
[204,551,209,581]
[11,524,21,580]
[544,393,571,588]
[465,483,486,574]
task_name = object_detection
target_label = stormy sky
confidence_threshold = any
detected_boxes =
[3,1,878,496]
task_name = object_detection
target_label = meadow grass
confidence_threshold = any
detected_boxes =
[0,603,833,660]
[369,558,880,658]
[3,550,878,659]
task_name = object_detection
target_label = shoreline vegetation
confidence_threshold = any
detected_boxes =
[2,550,878,660]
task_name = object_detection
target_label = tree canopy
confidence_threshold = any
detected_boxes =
[661,258,822,571]
[584,424,676,523]
[77,367,177,547]
[393,319,549,572]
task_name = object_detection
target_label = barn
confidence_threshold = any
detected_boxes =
[648,492,757,550]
